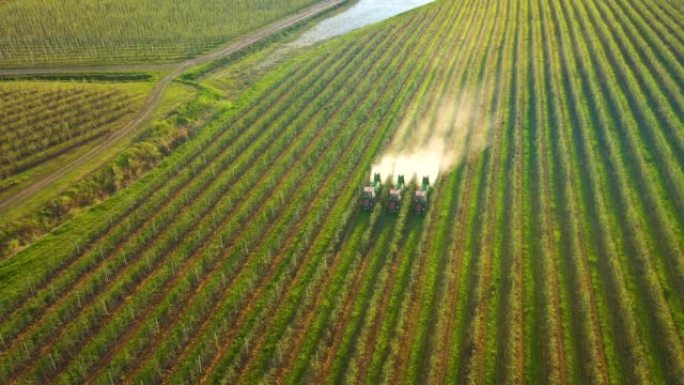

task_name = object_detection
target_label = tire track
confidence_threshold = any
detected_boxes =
[312,189,412,385]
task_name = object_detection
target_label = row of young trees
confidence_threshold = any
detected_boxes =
[0,0,322,66]
[0,83,145,178]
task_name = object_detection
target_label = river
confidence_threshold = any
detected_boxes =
[291,0,436,47]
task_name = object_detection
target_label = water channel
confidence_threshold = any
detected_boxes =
[291,0,437,47]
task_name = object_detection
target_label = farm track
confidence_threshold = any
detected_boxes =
[2,0,683,383]
[0,0,346,214]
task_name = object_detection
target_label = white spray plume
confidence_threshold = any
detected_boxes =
[371,89,492,183]
[371,139,448,183]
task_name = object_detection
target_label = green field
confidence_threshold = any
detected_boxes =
[0,0,682,384]
[0,0,321,67]
[0,81,149,180]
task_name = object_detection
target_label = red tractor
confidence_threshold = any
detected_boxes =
[388,175,405,214]
[414,176,430,214]
[361,173,382,210]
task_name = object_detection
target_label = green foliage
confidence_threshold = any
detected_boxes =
[0,83,216,257]
[0,82,148,179]
[0,0,683,384]
[0,0,322,67]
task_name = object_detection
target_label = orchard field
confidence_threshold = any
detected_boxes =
[0,0,683,384]
[0,0,322,67]
[0,81,149,181]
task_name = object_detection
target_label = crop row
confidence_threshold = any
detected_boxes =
[0,21,358,367]
[274,1,484,383]
[0,41,354,358]
[0,100,140,176]
[0,87,105,127]
[390,1,516,384]
[0,0,322,66]
[542,0,684,382]
[0,85,145,177]
[272,5,464,381]
[2,5,416,380]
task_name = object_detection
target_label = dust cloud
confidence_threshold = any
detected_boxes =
[371,90,492,183]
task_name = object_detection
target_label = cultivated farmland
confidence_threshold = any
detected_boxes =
[0,0,682,384]
[0,0,323,67]
[0,82,148,180]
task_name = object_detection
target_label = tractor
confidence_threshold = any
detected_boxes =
[388,175,406,214]
[414,176,430,214]
[361,173,382,210]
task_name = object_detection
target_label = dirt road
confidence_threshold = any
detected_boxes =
[0,0,346,213]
